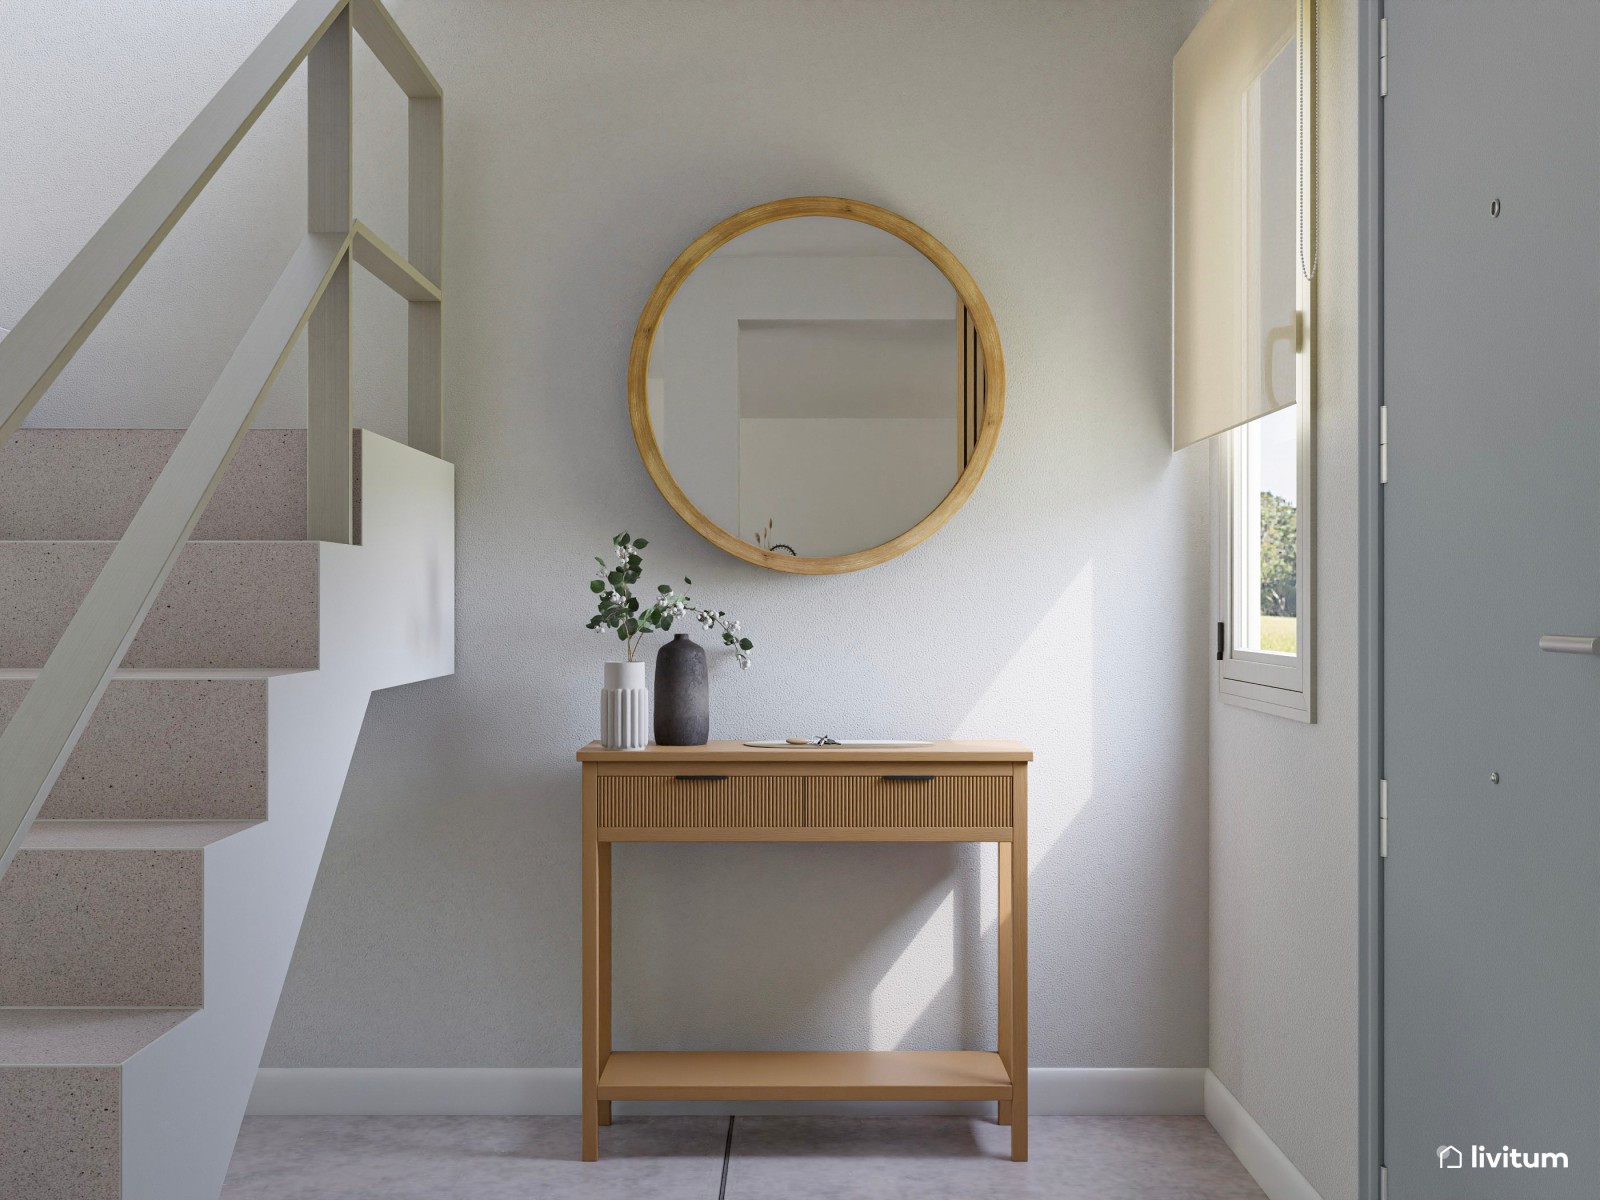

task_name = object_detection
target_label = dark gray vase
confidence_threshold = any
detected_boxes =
[654,634,709,745]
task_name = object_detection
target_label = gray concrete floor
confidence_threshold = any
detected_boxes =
[223,1114,1267,1198]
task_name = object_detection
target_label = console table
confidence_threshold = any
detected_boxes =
[577,739,1031,1161]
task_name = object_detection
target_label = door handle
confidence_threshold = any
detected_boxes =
[881,775,936,782]
[1539,635,1599,655]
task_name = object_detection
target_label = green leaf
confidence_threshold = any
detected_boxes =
[607,569,623,587]
[617,626,629,641]
[590,579,606,593]
[662,615,674,630]
[634,538,648,549]
[595,557,607,569]
[738,638,753,650]
[684,577,692,585]
[658,583,672,593]
[620,532,631,546]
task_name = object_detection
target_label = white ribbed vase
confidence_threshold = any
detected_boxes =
[600,661,649,750]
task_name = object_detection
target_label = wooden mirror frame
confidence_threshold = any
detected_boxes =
[628,196,1005,574]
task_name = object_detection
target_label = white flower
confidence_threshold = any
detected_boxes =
[730,620,741,633]
[614,543,628,560]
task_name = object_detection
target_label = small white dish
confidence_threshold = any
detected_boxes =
[742,739,934,749]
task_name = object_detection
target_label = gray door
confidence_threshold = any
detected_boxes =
[1383,2,1600,1196]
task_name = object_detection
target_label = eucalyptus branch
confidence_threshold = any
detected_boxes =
[585,533,754,667]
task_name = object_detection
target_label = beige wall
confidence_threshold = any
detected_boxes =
[3,0,1216,1084]
[1208,1,1361,1196]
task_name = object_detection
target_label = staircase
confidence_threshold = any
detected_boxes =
[0,428,453,1198]
[0,2,448,1193]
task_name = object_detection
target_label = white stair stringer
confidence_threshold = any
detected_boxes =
[2,430,453,1200]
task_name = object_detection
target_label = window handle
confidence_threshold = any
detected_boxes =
[1539,635,1598,655]
[1262,321,1297,408]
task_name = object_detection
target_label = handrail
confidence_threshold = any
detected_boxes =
[0,2,443,880]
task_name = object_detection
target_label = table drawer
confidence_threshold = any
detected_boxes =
[597,774,805,829]
[808,774,1012,829]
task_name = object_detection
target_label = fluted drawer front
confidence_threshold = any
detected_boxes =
[808,775,1012,829]
[598,775,804,828]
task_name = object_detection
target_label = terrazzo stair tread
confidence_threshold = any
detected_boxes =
[0,821,259,1006]
[0,539,319,669]
[20,819,259,850]
[0,678,268,820]
[0,429,306,542]
[0,1007,195,1066]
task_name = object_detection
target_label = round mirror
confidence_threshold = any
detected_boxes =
[629,197,1004,574]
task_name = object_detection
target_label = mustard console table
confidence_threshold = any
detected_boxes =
[577,739,1032,1161]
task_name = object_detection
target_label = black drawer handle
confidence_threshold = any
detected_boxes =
[674,774,729,782]
[882,774,936,782]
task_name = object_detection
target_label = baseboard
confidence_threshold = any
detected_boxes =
[247,1066,1205,1118]
[1204,1071,1324,1200]
[1033,1067,1204,1115]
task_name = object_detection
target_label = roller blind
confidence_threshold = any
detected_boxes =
[1173,0,1300,451]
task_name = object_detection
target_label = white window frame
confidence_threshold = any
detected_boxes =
[1215,295,1315,722]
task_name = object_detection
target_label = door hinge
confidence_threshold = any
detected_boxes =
[1379,405,1389,483]
[1379,18,1388,97]
[1217,621,1225,661]
[1379,779,1389,858]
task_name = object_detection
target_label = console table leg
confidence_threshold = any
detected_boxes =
[1009,767,1029,1162]
[997,839,1014,1128]
[598,842,613,1127]
[582,767,600,1161]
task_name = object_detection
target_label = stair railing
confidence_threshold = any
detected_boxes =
[0,0,444,880]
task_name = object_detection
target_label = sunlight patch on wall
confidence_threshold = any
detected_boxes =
[869,889,954,1048]
[955,562,1094,875]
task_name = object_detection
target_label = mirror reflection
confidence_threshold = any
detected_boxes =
[646,217,986,559]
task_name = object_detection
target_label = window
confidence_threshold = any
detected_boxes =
[1216,29,1315,721]
[1219,398,1313,718]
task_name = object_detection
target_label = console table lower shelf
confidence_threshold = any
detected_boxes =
[577,739,1032,1162]
[598,1050,1013,1102]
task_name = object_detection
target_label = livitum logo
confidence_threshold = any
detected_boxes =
[1437,1144,1570,1171]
